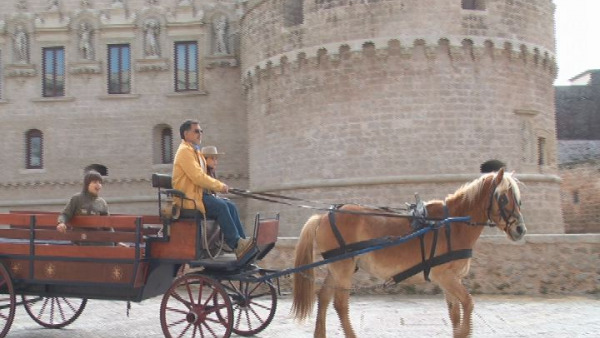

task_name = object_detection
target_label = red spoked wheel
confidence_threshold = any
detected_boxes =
[160,274,233,338]
[221,279,277,336]
[0,264,16,338]
[22,295,87,328]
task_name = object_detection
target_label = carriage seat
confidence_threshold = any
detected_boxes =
[152,173,198,220]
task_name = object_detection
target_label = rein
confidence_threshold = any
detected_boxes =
[230,188,424,220]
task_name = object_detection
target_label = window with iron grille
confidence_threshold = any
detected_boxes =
[108,44,131,94]
[161,127,173,164]
[26,129,43,169]
[538,137,546,166]
[174,41,198,92]
[42,47,65,97]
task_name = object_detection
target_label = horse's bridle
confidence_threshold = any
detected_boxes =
[486,182,521,232]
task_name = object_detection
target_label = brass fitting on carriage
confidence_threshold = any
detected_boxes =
[161,197,180,219]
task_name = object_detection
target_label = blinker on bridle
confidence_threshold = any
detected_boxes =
[486,181,520,231]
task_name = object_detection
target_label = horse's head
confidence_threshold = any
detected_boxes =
[486,168,526,241]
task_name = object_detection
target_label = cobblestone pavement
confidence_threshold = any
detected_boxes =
[7,294,599,337]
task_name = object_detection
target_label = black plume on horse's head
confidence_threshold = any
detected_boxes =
[480,160,506,173]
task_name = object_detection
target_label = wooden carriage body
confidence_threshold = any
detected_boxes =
[0,211,208,302]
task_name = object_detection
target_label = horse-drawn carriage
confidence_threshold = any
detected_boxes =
[0,168,525,338]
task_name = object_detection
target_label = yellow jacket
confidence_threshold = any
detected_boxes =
[172,141,225,214]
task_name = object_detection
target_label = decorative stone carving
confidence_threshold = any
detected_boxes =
[213,15,229,55]
[5,64,37,77]
[143,19,161,58]
[69,62,102,75]
[16,0,28,11]
[78,22,94,60]
[135,58,169,72]
[46,0,60,11]
[12,25,29,64]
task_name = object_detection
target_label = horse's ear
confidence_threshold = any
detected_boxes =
[494,167,505,184]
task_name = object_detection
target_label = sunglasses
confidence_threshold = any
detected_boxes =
[193,129,203,134]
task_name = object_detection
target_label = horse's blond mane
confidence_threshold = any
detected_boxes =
[448,171,522,205]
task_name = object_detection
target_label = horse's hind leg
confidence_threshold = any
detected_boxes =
[315,273,335,338]
[333,287,356,338]
[330,260,357,338]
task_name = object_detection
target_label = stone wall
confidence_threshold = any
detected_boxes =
[559,161,600,233]
[260,234,600,296]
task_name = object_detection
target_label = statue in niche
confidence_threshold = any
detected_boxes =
[79,22,94,60]
[213,15,229,55]
[46,0,59,11]
[16,0,28,11]
[13,25,29,64]
[144,19,160,58]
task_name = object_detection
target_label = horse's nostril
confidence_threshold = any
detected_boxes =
[516,225,525,235]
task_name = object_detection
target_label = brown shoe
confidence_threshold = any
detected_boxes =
[234,237,253,259]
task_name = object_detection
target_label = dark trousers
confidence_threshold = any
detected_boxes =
[202,193,246,248]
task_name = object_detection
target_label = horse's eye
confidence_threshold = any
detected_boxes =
[498,194,508,207]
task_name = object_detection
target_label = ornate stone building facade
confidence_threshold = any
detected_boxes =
[0,0,249,217]
[0,0,563,236]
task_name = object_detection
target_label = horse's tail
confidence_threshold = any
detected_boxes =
[291,214,322,321]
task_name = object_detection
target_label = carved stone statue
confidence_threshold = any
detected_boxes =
[16,0,28,11]
[79,22,94,60]
[214,15,228,55]
[144,19,160,58]
[13,25,29,64]
[46,0,60,11]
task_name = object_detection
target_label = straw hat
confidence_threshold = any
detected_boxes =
[200,146,224,157]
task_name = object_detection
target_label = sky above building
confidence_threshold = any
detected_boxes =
[553,0,600,85]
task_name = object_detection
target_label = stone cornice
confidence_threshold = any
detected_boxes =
[243,35,556,79]
[0,177,151,189]
[0,173,248,189]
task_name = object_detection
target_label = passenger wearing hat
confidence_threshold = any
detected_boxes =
[201,146,222,185]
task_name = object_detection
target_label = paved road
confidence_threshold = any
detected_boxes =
[7,294,599,337]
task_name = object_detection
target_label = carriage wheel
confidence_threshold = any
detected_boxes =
[160,274,233,338]
[22,295,87,328]
[220,279,277,336]
[0,264,16,338]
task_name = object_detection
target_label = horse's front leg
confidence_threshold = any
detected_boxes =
[315,273,335,338]
[432,270,473,338]
[445,293,461,331]
[443,280,473,338]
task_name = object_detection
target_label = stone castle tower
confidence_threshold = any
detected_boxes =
[0,0,563,236]
[241,0,563,235]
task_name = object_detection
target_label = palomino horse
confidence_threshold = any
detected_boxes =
[292,168,525,338]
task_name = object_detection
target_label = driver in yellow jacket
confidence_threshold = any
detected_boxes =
[172,119,251,258]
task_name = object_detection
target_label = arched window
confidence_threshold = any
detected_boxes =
[161,127,173,164]
[26,129,43,169]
